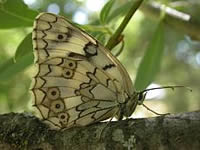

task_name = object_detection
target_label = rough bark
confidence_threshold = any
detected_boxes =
[0,111,199,150]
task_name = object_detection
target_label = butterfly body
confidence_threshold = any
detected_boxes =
[32,13,138,129]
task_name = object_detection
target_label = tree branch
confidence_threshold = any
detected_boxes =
[0,111,199,150]
[141,2,200,41]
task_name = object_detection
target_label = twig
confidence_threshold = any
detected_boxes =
[105,0,144,50]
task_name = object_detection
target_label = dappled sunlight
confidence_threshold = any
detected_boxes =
[47,3,60,14]
[0,0,199,120]
[145,83,166,100]
[85,0,107,12]
[73,10,88,24]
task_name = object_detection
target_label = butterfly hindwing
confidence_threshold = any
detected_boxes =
[32,12,135,129]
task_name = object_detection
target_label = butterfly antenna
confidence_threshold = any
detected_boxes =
[138,85,192,115]
[140,85,192,93]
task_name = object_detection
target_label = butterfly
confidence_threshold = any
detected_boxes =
[31,12,142,129]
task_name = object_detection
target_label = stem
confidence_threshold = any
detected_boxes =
[105,0,144,50]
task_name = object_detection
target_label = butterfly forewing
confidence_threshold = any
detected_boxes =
[32,12,135,129]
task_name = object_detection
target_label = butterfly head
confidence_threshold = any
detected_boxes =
[121,85,190,118]
[115,91,141,120]
[121,91,145,118]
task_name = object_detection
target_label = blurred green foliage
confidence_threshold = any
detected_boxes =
[0,0,199,116]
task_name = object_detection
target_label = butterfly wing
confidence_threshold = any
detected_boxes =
[32,13,134,129]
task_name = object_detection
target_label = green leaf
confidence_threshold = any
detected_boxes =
[108,1,132,22]
[100,0,115,24]
[81,24,108,33]
[0,53,33,81]
[0,0,38,28]
[0,33,34,81]
[134,22,165,91]
[15,32,32,61]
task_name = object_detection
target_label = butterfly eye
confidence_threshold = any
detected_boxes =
[137,92,147,105]
[50,100,65,113]
[62,68,74,79]
[47,87,60,100]
[138,93,143,101]
[58,113,69,125]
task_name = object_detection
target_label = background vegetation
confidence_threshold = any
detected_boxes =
[0,0,199,118]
